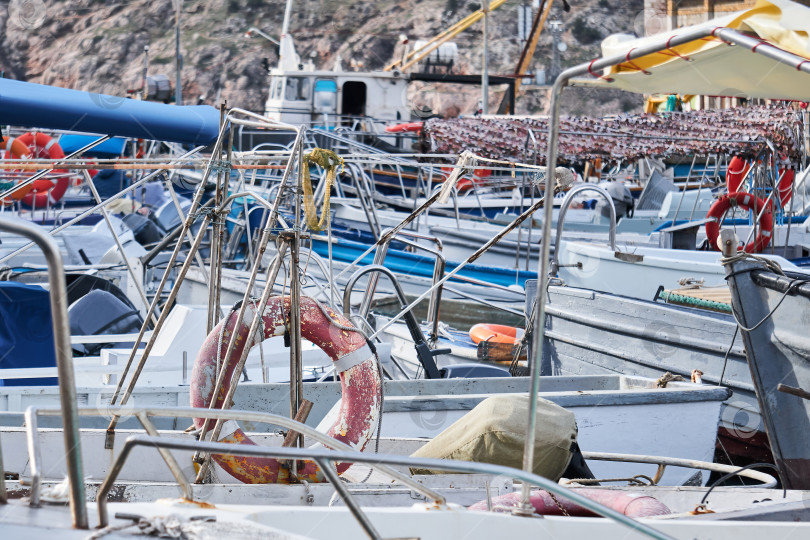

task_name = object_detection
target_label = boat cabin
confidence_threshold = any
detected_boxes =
[263,69,411,128]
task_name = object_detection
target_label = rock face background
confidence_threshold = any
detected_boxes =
[0,0,644,117]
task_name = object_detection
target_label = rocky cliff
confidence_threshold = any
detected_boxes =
[1,0,643,117]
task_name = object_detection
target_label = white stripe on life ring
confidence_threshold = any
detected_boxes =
[332,344,373,374]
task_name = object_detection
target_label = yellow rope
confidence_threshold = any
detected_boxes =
[302,148,343,232]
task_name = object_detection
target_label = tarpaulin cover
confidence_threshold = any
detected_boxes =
[0,78,220,145]
[409,394,576,478]
[0,281,57,386]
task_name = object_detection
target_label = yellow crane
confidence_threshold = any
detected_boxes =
[497,0,558,114]
[386,0,566,115]
[385,0,510,73]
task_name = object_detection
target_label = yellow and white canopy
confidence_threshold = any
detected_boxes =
[579,0,810,100]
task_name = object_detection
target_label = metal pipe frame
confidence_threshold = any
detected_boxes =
[192,131,303,449]
[25,404,443,517]
[105,212,212,448]
[550,183,617,275]
[366,190,555,343]
[0,146,205,266]
[580,452,776,488]
[106,106,292,440]
[96,434,674,540]
[83,170,156,326]
[164,175,211,284]
[0,218,87,528]
[193,239,290,483]
[526,23,810,517]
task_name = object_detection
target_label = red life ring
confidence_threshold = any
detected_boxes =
[0,136,35,205]
[385,121,423,133]
[469,488,671,517]
[469,324,524,345]
[15,132,70,208]
[725,156,750,193]
[190,295,381,484]
[705,191,773,253]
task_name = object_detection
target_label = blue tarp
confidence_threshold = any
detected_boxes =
[0,282,57,386]
[58,134,128,157]
[0,79,220,145]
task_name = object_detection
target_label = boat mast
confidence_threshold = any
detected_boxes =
[279,0,299,71]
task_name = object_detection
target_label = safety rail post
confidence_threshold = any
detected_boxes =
[0,218,87,528]
[0,429,6,504]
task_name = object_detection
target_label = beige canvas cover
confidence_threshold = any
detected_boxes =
[409,394,577,479]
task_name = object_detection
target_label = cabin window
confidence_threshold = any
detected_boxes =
[270,77,283,100]
[285,77,311,101]
[313,79,337,113]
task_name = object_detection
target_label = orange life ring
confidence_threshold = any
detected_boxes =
[705,191,773,253]
[469,488,671,517]
[385,121,423,133]
[15,132,70,208]
[469,323,524,345]
[0,136,35,205]
[190,296,382,484]
[725,156,750,193]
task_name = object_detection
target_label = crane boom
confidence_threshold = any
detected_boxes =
[385,0,509,72]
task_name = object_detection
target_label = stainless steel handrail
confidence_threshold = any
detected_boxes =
[97,435,676,540]
[0,218,87,528]
[550,183,617,275]
[25,405,446,512]
[357,228,446,325]
[0,428,6,505]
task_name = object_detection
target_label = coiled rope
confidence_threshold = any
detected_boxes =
[302,148,343,232]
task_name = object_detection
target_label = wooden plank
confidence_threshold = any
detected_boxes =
[668,286,732,305]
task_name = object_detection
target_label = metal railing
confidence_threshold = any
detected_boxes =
[94,433,677,540]
[24,405,445,520]
[550,183,617,276]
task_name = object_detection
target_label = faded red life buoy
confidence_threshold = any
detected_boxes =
[705,191,773,253]
[385,121,423,133]
[469,323,524,345]
[0,136,35,205]
[725,156,750,193]
[15,132,69,208]
[190,295,381,484]
[468,488,671,517]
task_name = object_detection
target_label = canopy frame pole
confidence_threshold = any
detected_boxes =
[522,24,810,516]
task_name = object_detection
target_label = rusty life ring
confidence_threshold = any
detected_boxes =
[190,295,382,484]
[0,136,35,205]
[705,191,773,253]
[468,488,671,517]
[15,132,70,208]
[469,323,524,345]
